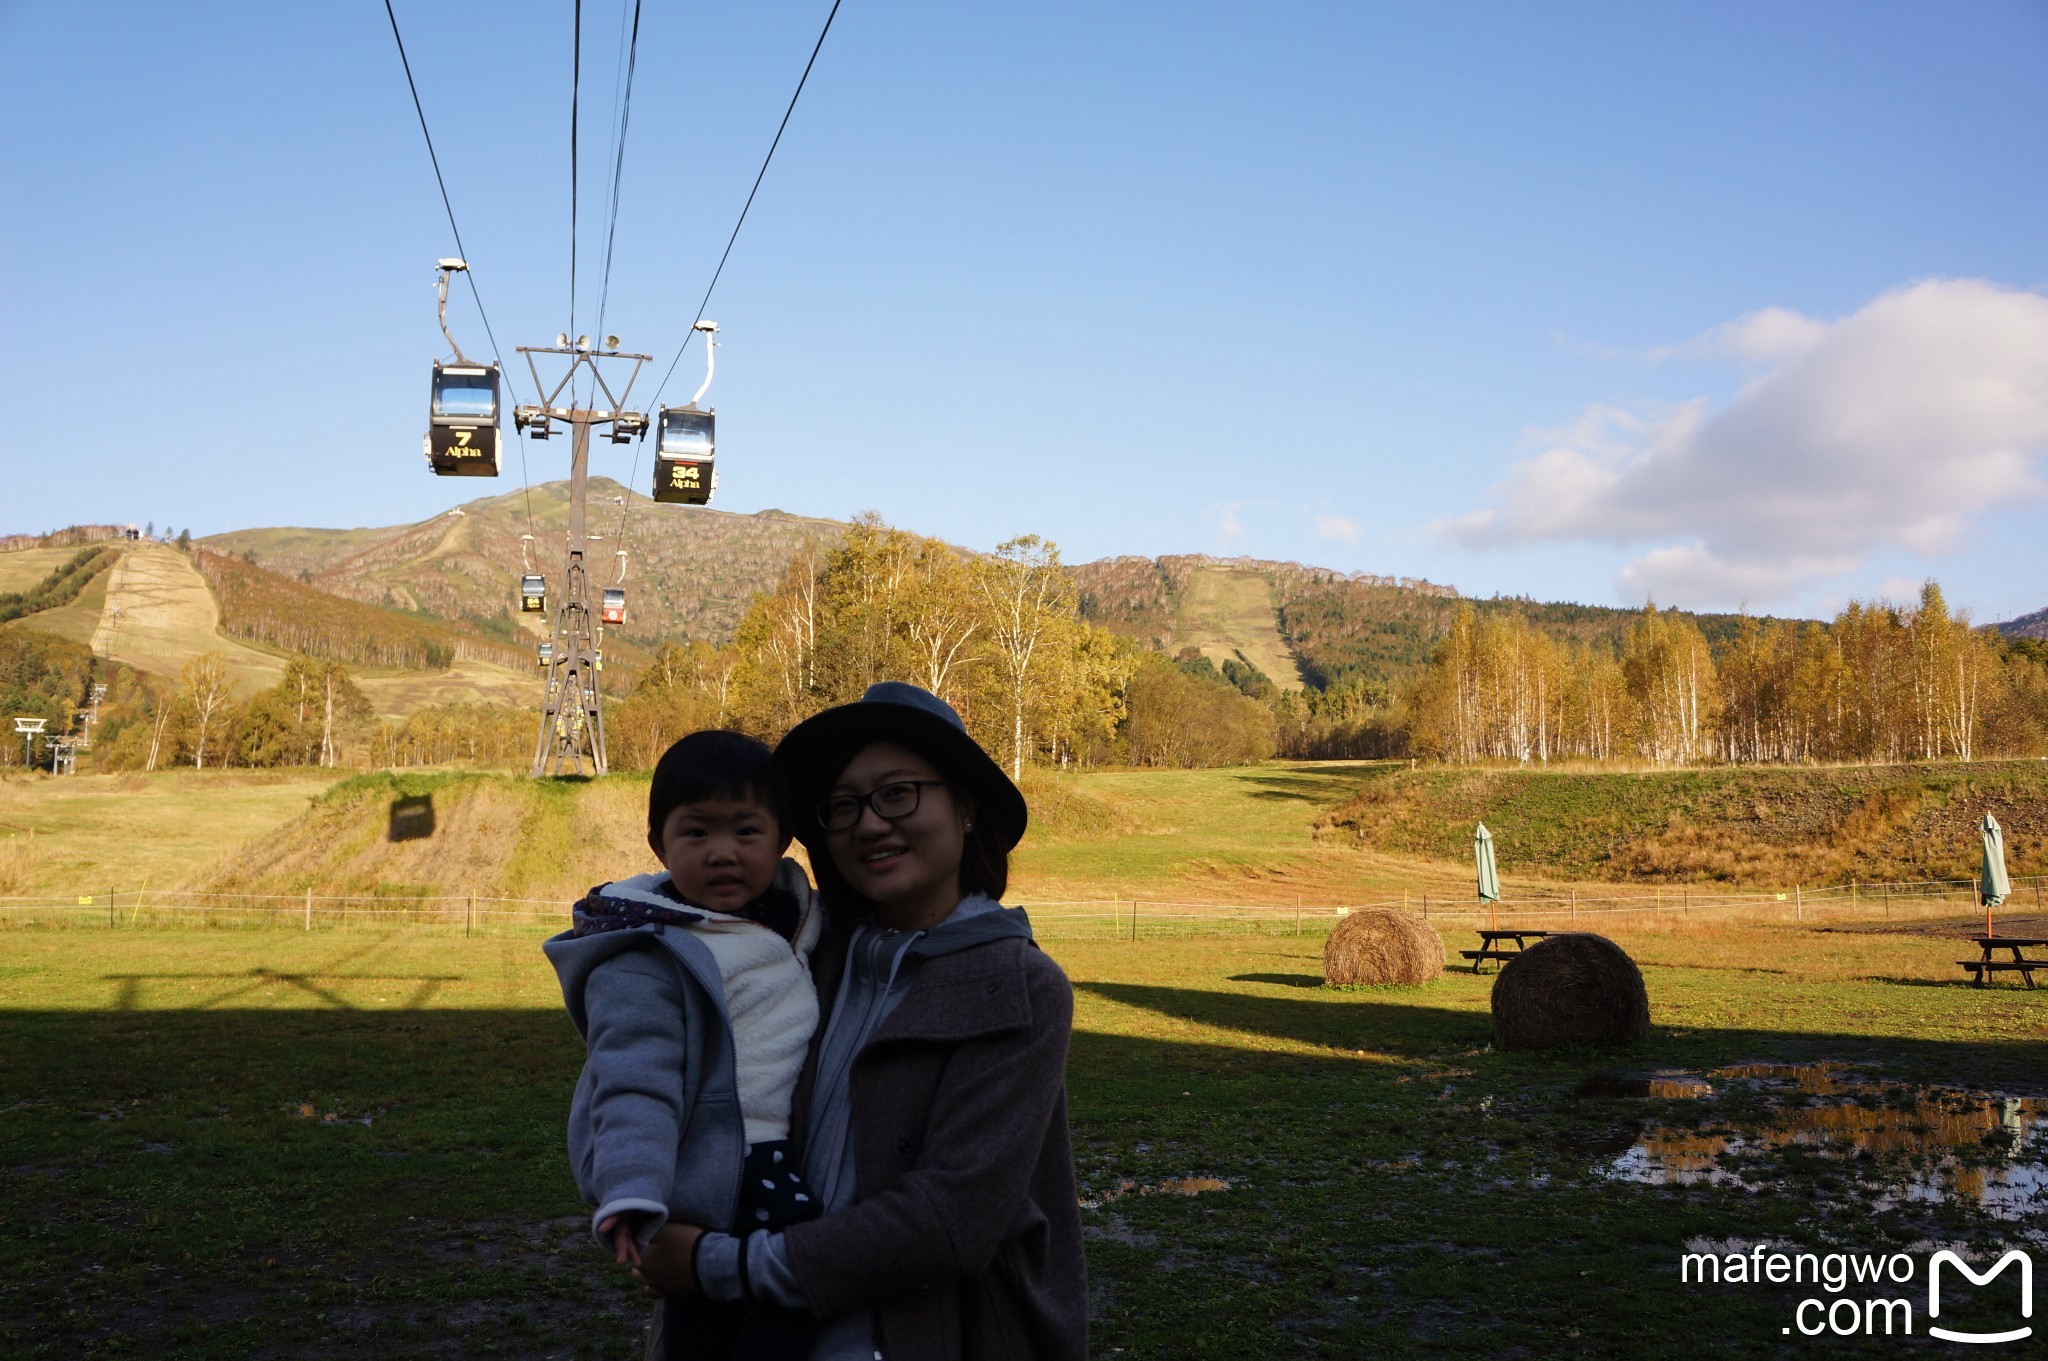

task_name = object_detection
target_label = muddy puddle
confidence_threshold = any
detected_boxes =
[1573,1062,2048,1219]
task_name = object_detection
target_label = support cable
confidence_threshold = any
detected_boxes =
[569,0,583,343]
[623,0,843,549]
[594,0,644,341]
[381,0,536,538]
[645,0,843,414]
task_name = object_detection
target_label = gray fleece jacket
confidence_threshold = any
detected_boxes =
[542,861,820,1248]
[695,895,1034,1358]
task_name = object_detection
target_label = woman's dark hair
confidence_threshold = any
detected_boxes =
[646,730,791,846]
[802,736,1010,927]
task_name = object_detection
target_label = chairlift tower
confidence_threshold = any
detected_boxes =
[511,334,651,777]
[12,717,46,771]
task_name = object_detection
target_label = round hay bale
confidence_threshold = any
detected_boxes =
[1323,908,1445,986]
[1490,932,1649,1051]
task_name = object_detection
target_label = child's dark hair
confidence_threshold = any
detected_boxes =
[646,730,791,846]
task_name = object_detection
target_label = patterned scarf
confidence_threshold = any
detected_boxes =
[571,879,799,942]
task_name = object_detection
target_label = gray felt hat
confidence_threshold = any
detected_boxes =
[773,682,1027,850]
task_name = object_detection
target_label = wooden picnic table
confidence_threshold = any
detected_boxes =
[1459,928,1551,975]
[1959,936,2047,989]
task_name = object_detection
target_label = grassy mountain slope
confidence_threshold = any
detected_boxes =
[0,547,100,595]
[202,478,847,650]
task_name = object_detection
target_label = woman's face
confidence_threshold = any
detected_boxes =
[824,741,970,928]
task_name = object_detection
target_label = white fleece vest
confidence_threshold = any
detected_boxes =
[684,861,823,1145]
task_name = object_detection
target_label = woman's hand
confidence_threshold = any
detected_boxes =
[597,1213,643,1267]
[633,1222,704,1298]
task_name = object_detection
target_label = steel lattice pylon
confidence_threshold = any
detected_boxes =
[513,343,651,778]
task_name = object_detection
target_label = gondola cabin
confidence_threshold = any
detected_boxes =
[600,588,626,625]
[537,641,554,667]
[652,406,715,505]
[426,361,502,476]
[520,575,547,613]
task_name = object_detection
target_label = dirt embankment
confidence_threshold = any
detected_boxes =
[191,772,660,902]
[1315,761,2048,887]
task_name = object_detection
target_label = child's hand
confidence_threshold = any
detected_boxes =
[634,1222,704,1298]
[597,1213,643,1267]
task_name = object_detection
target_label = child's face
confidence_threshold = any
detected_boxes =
[652,797,787,915]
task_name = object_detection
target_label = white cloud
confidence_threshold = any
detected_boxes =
[1648,305,1830,365]
[1210,501,1249,544]
[1436,279,2048,607]
[1313,512,1360,544]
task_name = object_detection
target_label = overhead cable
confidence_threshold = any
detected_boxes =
[569,0,583,342]
[644,0,844,413]
[595,0,644,340]
[623,0,844,546]
[380,0,536,537]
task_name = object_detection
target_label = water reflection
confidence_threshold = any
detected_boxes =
[1595,1063,2048,1219]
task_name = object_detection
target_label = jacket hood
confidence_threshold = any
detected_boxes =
[902,896,1035,961]
[543,859,817,1035]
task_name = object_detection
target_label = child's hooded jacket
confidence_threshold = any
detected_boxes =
[543,857,822,1246]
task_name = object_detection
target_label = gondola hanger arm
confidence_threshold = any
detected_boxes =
[435,258,470,364]
[689,320,718,407]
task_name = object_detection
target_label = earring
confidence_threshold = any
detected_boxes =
[964,822,974,832]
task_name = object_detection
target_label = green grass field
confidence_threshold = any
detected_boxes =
[0,919,2040,1357]
[1321,759,2048,887]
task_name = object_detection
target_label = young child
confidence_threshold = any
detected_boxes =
[544,730,823,1360]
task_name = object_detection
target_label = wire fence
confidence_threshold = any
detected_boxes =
[0,875,2039,939]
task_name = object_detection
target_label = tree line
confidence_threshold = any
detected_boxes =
[1406,584,2048,766]
[608,516,1279,772]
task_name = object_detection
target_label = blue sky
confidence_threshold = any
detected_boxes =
[4,2,2046,621]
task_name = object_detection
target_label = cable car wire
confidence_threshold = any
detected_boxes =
[619,0,842,550]
[594,0,643,341]
[644,0,844,415]
[568,0,584,345]
[380,0,537,539]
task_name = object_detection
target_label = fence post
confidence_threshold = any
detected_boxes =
[304,886,312,932]
[1422,893,1427,921]
[1683,885,1689,916]
[1655,886,1662,919]
[108,890,115,928]
[1794,884,1802,922]
[1570,887,1576,923]
[1294,895,1301,935]
[1131,898,1138,943]
[467,892,475,938]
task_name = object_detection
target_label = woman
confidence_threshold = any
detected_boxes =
[638,682,1087,1361]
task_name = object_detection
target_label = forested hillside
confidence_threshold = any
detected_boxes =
[1071,552,1760,691]
[202,478,845,649]
[188,548,531,672]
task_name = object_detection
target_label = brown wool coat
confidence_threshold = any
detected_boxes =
[780,926,1088,1361]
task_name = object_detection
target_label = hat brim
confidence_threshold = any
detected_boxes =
[773,701,1027,851]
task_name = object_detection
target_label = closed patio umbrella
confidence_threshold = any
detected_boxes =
[1980,813,2011,939]
[1476,823,1501,931]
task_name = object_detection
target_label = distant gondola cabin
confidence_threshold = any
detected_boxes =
[426,361,502,476]
[537,642,554,667]
[601,588,626,625]
[653,406,715,505]
[520,575,547,613]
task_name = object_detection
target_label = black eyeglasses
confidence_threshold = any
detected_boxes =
[817,780,947,832]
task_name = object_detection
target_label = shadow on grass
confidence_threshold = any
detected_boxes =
[1234,767,1381,804]
[3,988,2043,1359]
[1227,972,1325,988]
[1075,979,2048,1087]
